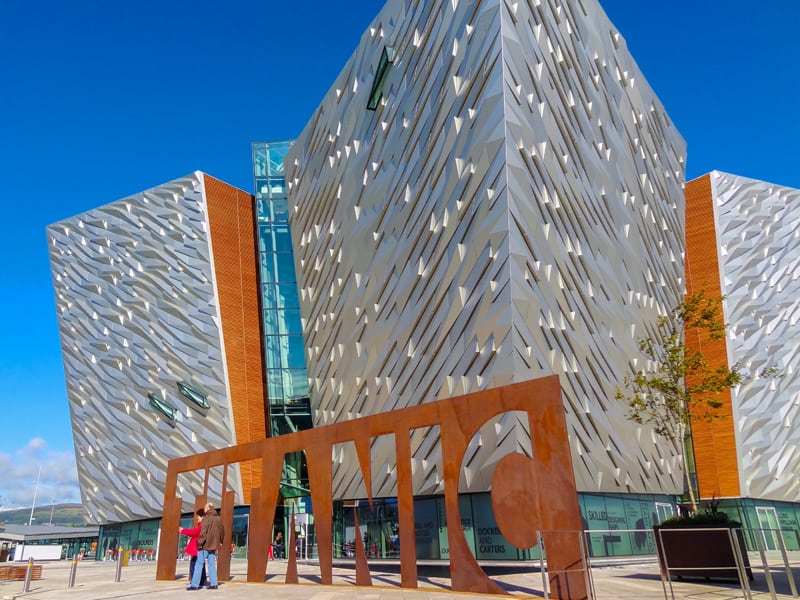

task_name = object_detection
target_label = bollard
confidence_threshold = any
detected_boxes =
[22,558,34,592]
[114,546,123,582]
[68,557,78,588]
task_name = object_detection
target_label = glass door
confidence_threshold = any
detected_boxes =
[756,506,781,551]
[655,502,674,524]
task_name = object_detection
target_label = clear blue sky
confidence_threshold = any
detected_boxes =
[1,0,798,509]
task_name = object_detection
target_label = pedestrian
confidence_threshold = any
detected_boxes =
[272,531,283,559]
[179,508,206,588]
[188,502,224,590]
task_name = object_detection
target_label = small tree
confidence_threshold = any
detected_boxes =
[616,290,745,513]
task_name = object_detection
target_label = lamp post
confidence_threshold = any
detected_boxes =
[49,499,56,525]
[28,466,41,527]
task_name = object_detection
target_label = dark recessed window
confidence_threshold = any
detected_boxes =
[147,392,177,426]
[177,381,210,411]
[367,46,395,111]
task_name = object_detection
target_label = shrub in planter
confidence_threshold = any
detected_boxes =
[654,511,753,582]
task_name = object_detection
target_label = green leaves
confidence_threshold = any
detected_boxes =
[618,290,780,512]
[617,290,740,443]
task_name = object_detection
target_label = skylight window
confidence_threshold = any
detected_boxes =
[148,392,177,426]
[177,381,210,411]
[367,46,395,111]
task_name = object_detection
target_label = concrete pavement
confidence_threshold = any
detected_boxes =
[1,555,798,599]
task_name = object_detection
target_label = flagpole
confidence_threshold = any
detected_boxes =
[28,465,41,527]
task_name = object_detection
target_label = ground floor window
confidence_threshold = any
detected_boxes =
[332,493,537,561]
[713,498,800,551]
[98,518,159,561]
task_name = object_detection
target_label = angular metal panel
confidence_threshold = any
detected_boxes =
[707,171,800,501]
[47,172,244,523]
[286,0,687,499]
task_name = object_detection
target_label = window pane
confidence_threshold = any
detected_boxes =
[270,199,289,221]
[264,336,283,369]
[261,282,276,307]
[258,224,274,253]
[268,147,290,176]
[274,252,297,283]
[278,310,302,336]
[253,147,267,177]
[283,369,309,398]
[275,282,299,308]
[267,369,283,401]
[286,336,306,369]
[263,309,278,334]
[265,177,286,197]
[260,253,277,284]
[256,197,271,218]
[272,226,293,252]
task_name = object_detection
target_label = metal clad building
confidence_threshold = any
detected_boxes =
[286,0,687,499]
[48,172,265,523]
[686,172,800,503]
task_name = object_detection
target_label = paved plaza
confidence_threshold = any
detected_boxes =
[2,555,799,600]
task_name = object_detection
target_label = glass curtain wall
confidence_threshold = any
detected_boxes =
[252,140,313,512]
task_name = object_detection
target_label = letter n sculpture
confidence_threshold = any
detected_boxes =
[157,375,588,599]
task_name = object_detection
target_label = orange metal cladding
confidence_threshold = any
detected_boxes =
[203,175,267,503]
[685,175,741,498]
[157,376,588,600]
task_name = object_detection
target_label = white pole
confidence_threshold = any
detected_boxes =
[28,466,41,526]
[49,500,55,525]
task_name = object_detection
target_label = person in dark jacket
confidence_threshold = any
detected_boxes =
[179,508,206,587]
[187,502,224,590]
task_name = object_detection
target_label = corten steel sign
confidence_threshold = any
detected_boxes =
[157,376,588,598]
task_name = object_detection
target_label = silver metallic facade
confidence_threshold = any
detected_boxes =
[286,0,687,498]
[48,172,242,524]
[708,171,800,502]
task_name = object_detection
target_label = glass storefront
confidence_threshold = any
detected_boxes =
[334,493,542,561]
[94,493,800,562]
[330,492,678,560]
[580,492,676,557]
[97,518,159,561]
[714,497,800,551]
[0,535,99,561]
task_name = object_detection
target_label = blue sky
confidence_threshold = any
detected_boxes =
[0,0,798,510]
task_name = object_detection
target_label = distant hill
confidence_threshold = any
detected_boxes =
[0,504,87,527]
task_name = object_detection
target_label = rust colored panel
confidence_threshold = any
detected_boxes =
[247,453,283,582]
[204,174,266,503]
[156,495,183,581]
[246,488,267,583]
[395,431,418,588]
[492,453,540,548]
[353,509,372,586]
[285,510,298,584]
[306,441,334,584]
[523,376,587,598]
[439,388,506,596]
[353,422,374,509]
[158,376,586,599]
[685,176,740,498]
[217,490,234,581]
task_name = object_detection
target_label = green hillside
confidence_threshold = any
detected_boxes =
[0,504,87,527]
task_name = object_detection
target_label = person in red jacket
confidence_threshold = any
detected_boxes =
[189,503,224,590]
[179,508,206,588]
